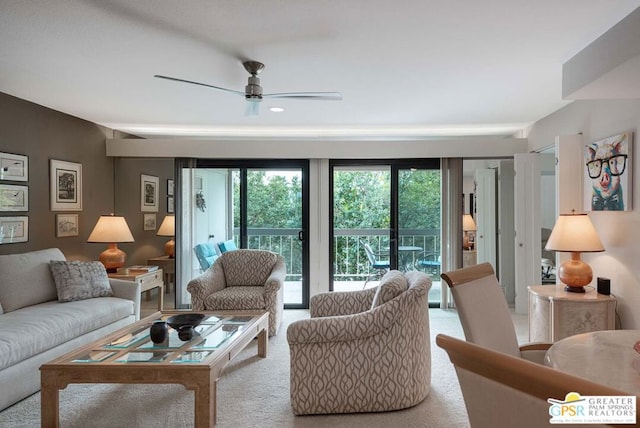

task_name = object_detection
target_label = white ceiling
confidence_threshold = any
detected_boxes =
[1,0,639,140]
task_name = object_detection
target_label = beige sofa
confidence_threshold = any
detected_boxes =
[287,270,432,415]
[0,248,140,411]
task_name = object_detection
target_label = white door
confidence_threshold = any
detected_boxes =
[514,153,541,314]
[555,135,584,271]
[498,160,515,304]
[475,169,497,269]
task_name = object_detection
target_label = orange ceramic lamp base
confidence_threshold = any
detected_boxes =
[99,243,127,273]
[164,239,175,258]
[557,252,592,293]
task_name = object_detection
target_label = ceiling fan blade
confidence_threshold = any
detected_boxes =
[263,92,343,101]
[245,100,260,116]
[154,74,245,97]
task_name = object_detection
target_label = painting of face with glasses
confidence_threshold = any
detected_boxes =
[584,132,632,211]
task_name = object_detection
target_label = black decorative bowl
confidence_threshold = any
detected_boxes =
[166,313,205,330]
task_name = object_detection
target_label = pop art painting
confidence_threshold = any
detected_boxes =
[584,132,633,211]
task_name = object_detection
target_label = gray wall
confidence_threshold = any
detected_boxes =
[0,92,173,264]
[114,157,174,266]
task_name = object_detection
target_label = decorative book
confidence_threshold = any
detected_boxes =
[127,265,159,274]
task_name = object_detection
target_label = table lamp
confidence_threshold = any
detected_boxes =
[545,210,604,293]
[87,214,135,273]
[462,214,477,250]
[157,214,175,258]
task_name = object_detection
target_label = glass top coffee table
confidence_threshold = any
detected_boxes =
[40,310,269,428]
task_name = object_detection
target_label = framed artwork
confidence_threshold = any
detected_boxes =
[0,152,28,182]
[0,184,28,211]
[143,213,156,231]
[0,216,28,244]
[50,159,82,211]
[167,179,174,196]
[141,174,159,212]
[56,213,79,237]
[167,196,174,213]
[584,131,633,211]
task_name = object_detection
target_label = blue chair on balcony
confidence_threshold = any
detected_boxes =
[194,242,218,271]
[217,239,237,253]
[361,241,390,288]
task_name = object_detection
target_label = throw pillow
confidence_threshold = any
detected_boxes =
[49,260,113,302]
[371,270,408,309]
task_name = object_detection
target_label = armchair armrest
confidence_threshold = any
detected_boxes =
[519,342,552,364]
[264,256,286,293]
[309,287,377,318]
[186,264,226,310]
[287,299,401,344]
[109,278,141,320]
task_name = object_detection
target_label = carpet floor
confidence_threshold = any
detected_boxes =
[0,308,526,428]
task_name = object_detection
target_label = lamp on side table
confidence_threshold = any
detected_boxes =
[157,215,175,258]
[545,210,604,293]
[87,213,135,273]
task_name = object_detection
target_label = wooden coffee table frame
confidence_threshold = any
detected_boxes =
[40,310,269,428]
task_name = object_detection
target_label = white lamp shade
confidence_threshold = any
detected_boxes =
[87,215,134,243]
[157,215,175,237]
[545,212,604,253]
[462,214,477,231]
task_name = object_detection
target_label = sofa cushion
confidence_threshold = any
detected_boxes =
[203,286,266,310]
[50,260,113,302]
[194,242,218,270]
[0,297,133,371]
[371,270,408,309]
[0,248,64,313]
[220,250,277,286]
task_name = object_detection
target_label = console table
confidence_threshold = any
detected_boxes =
[528,284,616,342]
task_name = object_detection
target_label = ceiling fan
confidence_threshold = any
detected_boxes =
[154,60,342,115]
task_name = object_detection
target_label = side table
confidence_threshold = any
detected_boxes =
[108,268,164,311]
[462,250,477,268]
[148,256,175,293]
[528,284,616,342]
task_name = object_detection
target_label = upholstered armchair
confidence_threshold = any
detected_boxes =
[287,270,432,415]
[187,249,286,336]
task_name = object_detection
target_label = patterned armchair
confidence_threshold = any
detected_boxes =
[287,270,432,415]
[187,249,286,336]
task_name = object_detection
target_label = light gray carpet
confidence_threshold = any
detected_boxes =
[0,308,527,428]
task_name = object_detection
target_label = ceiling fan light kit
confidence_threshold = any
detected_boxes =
[154,60,342,116]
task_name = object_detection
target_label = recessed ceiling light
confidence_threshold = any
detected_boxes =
[269,107,285,113]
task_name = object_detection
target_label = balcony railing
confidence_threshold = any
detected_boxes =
[239,227,440,281]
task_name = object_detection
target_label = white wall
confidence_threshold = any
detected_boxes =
[526,99,640,329]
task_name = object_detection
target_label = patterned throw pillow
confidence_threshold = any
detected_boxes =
[371,270,408,309]
[49,260,113,302]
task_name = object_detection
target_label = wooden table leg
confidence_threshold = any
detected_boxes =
[193,374,216,428]
[157,283,164,310]
[257,327,268,358]
[40,372,60,428]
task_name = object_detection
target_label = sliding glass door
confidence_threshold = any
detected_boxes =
[330,159,441,305]
[178,160,309,309]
